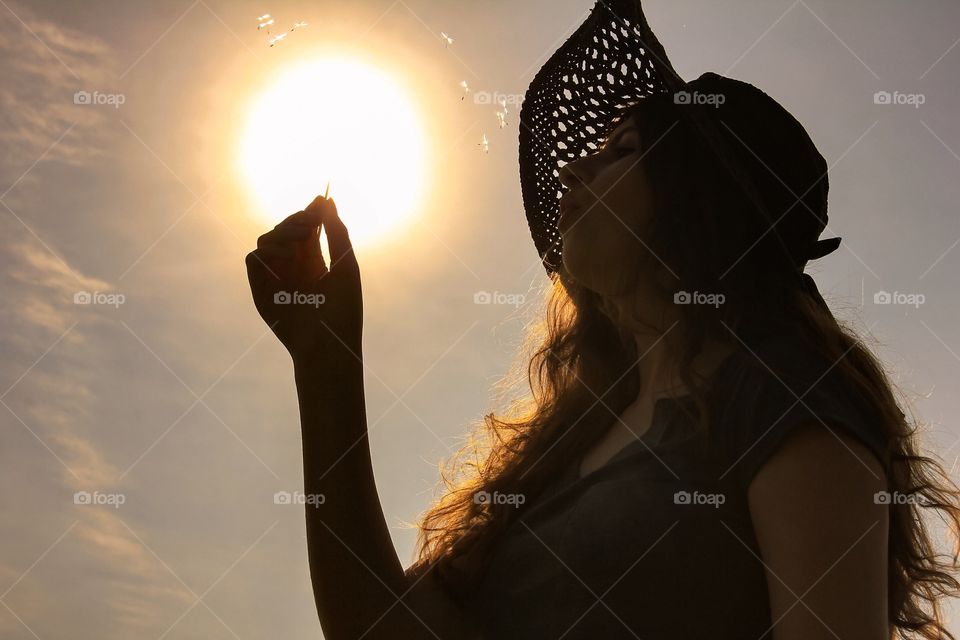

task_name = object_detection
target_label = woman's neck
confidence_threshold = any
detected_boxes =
[632,333,736,404]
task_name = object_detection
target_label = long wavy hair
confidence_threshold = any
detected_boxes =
[410,94,960,639]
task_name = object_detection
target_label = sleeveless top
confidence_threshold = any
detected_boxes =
[458,341,889,639]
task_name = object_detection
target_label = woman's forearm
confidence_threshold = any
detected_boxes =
[293,348,478,639]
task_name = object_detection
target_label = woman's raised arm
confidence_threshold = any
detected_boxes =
[246,195,479,639]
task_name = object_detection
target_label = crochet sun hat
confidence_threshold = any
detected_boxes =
[517,0,841,309]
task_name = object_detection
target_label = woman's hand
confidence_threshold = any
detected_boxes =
[245,194,362,363]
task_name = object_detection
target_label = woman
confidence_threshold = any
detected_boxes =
[410,76,960,639]
[245,19,960,640]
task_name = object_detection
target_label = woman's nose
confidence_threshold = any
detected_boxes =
[558,158,589,190]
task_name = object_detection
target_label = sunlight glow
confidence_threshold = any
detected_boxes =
[239,58,428,247]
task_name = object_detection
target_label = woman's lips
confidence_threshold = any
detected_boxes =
[558,203,583,233]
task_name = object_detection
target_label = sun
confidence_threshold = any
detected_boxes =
[238,57,427,246]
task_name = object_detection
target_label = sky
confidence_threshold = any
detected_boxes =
[1,0,959,637]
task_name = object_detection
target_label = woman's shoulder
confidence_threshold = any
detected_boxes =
[708,335,889,489]
[714,333,864,407]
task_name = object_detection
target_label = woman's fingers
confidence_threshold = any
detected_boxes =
[305,196,357,274]
[245,249,282,286]
[257,220,324,269]
[251,228,328,277]
[256,191,356,278]
[275,197,326,228]
[253,244,298,261]
[274,208,311,228]
[258,224,314,248]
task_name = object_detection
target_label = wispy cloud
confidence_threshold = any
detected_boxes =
[0,3,118,186]
[0,170,192,637]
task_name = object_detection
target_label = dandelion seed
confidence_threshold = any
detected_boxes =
[268,32,287,46]
[291,21,307,31]
[496,111,507,129]
[256,13,271,21]
[478,133,489,153]
[258,18,275,30]
[497,96,509,114]
[459,80,470,101]
[440,31,454,47]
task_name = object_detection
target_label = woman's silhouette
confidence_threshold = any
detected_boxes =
[245,6,960,640]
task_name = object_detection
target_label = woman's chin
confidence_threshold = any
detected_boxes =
[561,254,611,295]
[563,250,649,298]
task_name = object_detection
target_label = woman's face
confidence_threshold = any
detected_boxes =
[557,116,658,295]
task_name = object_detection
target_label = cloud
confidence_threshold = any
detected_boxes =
[0,3,119,188]
[0,186,193,635]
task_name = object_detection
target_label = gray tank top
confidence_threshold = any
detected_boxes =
[459,344,888,639]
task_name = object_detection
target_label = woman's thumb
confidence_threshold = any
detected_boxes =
[321,198,356,271]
